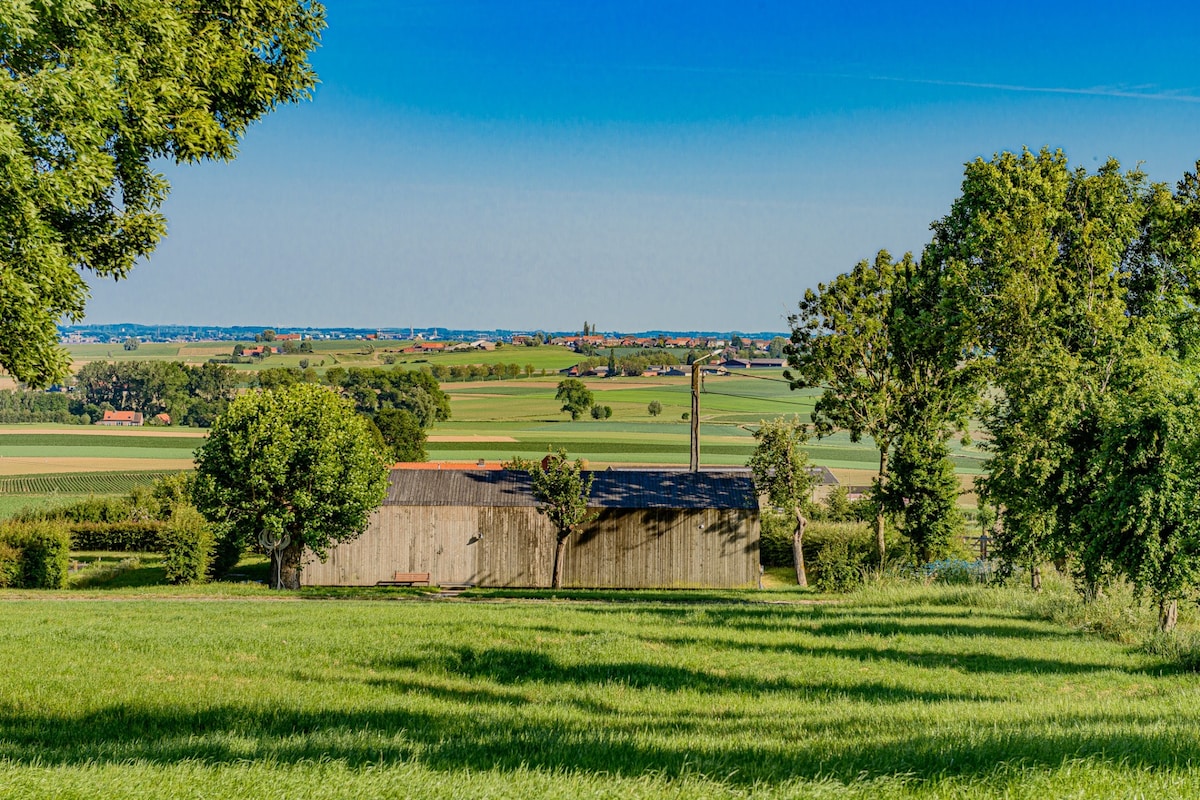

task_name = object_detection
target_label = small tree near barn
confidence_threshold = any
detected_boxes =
[506,449,597,589]
[193,384,389,589]
[748,417,816,587]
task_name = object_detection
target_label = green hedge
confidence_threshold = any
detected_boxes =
[0,541,20,587]
[68,522,166,552]
[0,521,71,588]
[759,509,796,568]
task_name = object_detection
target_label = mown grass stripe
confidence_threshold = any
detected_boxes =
[0,434,203,449]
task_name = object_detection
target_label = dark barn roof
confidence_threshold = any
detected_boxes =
[384,469,759,510]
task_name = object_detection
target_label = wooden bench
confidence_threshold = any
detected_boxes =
[383,572,431,586]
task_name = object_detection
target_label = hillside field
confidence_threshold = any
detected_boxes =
[0,367,990,519]
[0,582,1197,799]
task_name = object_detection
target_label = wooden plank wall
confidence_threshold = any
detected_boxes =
[301,505,760,588]
[301,506,487,586]
[565,509,759,588]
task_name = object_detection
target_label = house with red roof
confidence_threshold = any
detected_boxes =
[96,410,143,426]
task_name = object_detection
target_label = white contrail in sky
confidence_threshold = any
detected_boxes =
[861,74,1200,103]
[590,61,1200,104]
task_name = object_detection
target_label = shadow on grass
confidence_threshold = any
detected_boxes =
[368,644,1006,702]
[1,682,1197,785]
[566,602,1075,643]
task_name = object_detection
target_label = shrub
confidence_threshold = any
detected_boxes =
[0,520,71,588]
[68,522,166,552]
[209,533,244,580]
[806,522,878,592]
[811,535,862,592]
[760,515,880,591]
[159,505,214,585]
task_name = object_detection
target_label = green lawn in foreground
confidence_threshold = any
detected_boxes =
[0,583,1197,799]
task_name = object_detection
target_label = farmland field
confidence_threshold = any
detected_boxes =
[428,372,988,473]
[0,583,1197,798]
[9,355,990,480]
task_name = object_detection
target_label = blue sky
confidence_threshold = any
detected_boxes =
[85,1,1200,333]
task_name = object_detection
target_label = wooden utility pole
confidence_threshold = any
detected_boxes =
[690,352,721,472]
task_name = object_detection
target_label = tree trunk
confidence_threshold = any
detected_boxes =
[875,447,888,567]
[792,509,808,588]
[1159,598,1178,633]
[1029,562,1041,592]
[551,535,568,589]
[272,540,304,590]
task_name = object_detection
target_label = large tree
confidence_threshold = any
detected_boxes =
[0,1,325,386]
[927,149,1151,590]
[747,417,815,586]
[193,383,389,589]
[930,149,1200,613]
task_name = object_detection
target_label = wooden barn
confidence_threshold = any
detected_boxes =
[300,468,761,589]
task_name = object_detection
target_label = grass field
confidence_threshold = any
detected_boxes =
[0,581,1197,798]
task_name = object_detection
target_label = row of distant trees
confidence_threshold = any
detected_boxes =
[74,361,240,427]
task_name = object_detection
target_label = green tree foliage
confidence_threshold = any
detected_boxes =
[74,360,238,426]
[748,417,815,586]
[929,150,1135,586]
[647,400,663,417]
[0,389,81,424]
[555,379,594,420]
[326,367,451,428]
[787,251,904,567]
[881,429,963,564]
[373,407,427,463]
[193,384,389,589]
[1081,376,1200,632]
[931,149,1200,624]
[0,1,325,386]
[122,337,140,351]
[788,248,980,568]
[505,450,597,589]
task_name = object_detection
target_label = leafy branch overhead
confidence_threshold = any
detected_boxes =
[0,1,326,386]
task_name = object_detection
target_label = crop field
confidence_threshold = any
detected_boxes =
[0,469,181,496]
[0,469,184,520]
[0,583,1197,799]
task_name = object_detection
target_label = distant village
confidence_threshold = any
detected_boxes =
[58,323,789,349]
